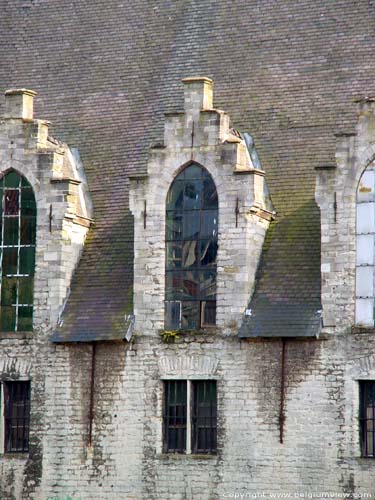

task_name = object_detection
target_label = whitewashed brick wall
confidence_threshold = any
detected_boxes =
[5,84,375,500]
[0,90,91,500]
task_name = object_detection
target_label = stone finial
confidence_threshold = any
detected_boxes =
[182,77,213,113]
[4,89,37,120]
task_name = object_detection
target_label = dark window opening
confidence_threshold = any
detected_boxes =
[192,380,217,454]
[165,164,218,329]
[163,380,187,453]
[0,171,36,331]
[4,381,31,453]
[163,380,217,454]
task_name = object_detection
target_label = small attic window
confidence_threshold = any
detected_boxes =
[0,170,36,331]
[165,163,218,329]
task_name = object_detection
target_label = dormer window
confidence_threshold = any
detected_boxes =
[0,170,36,332]
[165,163,218,330]
[130,77,273,335]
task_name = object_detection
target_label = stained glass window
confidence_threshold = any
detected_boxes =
[0,171,36,331]
[165,164,218,329]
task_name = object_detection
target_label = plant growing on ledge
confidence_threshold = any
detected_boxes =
[159,330,180,343]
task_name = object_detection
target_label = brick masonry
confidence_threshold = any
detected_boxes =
[1,81,375,500]
[3,1,375,499]
[0,90,91,499]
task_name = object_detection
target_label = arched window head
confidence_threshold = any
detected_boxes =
[0,170,36,331]
[165,163,218,330]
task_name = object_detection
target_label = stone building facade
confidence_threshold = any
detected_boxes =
[3,1,375,499]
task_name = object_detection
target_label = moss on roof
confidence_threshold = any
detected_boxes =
[1,0,369,340]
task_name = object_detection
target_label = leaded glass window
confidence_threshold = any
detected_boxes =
[0,170,36,331]
[165,164,218,329]
[356,161,375,326]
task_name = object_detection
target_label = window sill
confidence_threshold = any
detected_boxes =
[0,453,29,459]
[355,456,375,461]
[0,331,33,340]
[159,327,218,342]
[180,327,217,333]
[157,453,218,461]
[161,327,217,333]
[352,326,375,335]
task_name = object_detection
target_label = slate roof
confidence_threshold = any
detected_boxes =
[238,299,322,339]
[0,0,372,341]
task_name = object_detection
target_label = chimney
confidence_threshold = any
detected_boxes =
[182,77,213,114]
[4,89,37,120]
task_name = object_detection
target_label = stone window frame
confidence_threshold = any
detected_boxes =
[130,77,272,336]
[316,122,375,331]
[164,161,218,331]
[345,357,375,460]
[0,378,31,455]
[157,355,220,457]
[0,169,37,333]
[355,161,375,327]
[358,379,375,458]
[348,144,375,329]
[162,378,218,456]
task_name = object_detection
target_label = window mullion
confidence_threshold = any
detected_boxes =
[0,383,3,454]
[15,184,21,331]
[0,182,4,322]
[186,380,192,454]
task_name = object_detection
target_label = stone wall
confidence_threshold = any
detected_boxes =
[5,83,375,500]
[129,77,272,335]
[20,80,375,500]
[29,334,375,499]
[0,90,91,500]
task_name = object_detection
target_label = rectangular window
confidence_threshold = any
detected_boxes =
[192,380,217,454]
[163,380,187,453]
[360,381,375,457]
[200,301,216,327]
[4,381,30,453]
[163,380,217,454]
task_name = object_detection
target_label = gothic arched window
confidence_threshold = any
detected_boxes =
[165,163,218,329]
[0,170,36,331]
